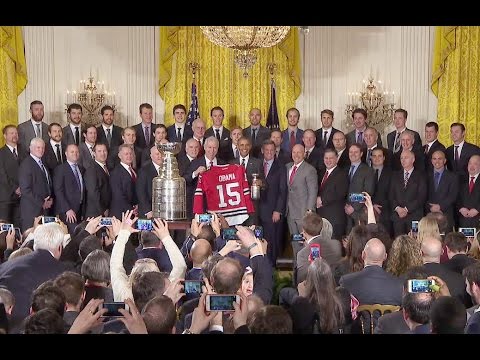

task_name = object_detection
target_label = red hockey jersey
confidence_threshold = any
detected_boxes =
[193,164,254,225]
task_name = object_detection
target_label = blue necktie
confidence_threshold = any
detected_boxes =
[72,163,83,195]
[434,171,441,190]
[349,165,355,180]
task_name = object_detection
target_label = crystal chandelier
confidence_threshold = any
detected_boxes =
[200,26,291,77]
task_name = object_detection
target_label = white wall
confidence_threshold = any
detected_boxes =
[18,26,436,140]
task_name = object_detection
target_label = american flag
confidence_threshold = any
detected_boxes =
[266,78,280,130]
[186,82,199,127]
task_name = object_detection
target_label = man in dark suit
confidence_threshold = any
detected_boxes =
[371,148,393,235]
[107,127,143,171]
[425,150,458,231]
[243,108,271,158]
[258,141,287,265]
[231,137,264,185]
[391,130,425,171]
[457,155,480,228]
[205,106,231,162]
[0,125,27,226]
[362,127,392,168]
[140,125,169,165]
[281,107,304,153]
[133,103,158,150]
[389,150,427,236]
[340,238,403,305]
[78,125,97,170]
[221,126,242,163]
[96,105,123,150]
[315,109,340,149]
[0,223,70,331]
[444,232,477,275]
[53,144,85,234]
[423,121,446,173]
[62,103,84,146]
[191,118,207,158]
[446,122,480,183]
[387,108,422,154]
[332,131,350,170]
[166,104,193,144]
[344,144,375,233]
[136,146,163,219]
[84,143,111,217]
[43,123,66,173]
[302,129,324,176]
[109,144,139,219]
[270,129,291,165]
[178,138,199,177]
[18,138,53,231]
[17,100,50,148]
[345,108,382,148]
[317,148,349,240]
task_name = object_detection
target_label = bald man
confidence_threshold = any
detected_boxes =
[186,239,212,281]
[420,236,469,306]
[340,238,403,305]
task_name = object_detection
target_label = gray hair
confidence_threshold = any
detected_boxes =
[81,249,111,283]
[33,223,64,252]
[204,136,219,149]
[29,137,45,149]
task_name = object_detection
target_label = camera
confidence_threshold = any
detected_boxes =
[100,302,128,317]
[349,193,365,203]
[205,294,240,312]
[292,233,304,242]
[459,227,476,238]
[100,217,113,227]
[1,224,13,232]
[407,279,436,293]
[137,219,153,231]
[222,227,239,241]
[41,216,58,224]
[254,226,263,239]
[197,214,212,224]
[184,280,205,295]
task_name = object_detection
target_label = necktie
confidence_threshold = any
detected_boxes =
[103,164,109,176]
[12,148,18,159]
[241,158,246,168]
[434,171,441,190]
[320,170,329,190]
[215,129,221,142]
[89,146,95,159]
[72,163,82,193]
[209,161,213,169]
[157,166,162,176]
[404,171,410,188]
[106,128,112,146]
[177,127,182,142]
[375,168,380,182]
[349,165,355,180]
[234,147,239,159]
[356,131,363,144]
[74,127,80,146]
[38,160,50,189]
[198,140,204,157]
[55,144,61,163]
[144,126,150,145]
[323,131,328,147]
[469,176,475,194]
[289,165,298,185]
[290,131,295,150]
[263,161,269,177]
[424,144,429,155]
[367,149,372,167]
[305,150,310,159]
[252,128,257,143]
[454,145,460,164]
[35,123,41,138]
[129,166,137,182]
[394,132,401,153]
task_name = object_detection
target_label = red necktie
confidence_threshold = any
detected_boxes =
[289,165,298,185]
[290,131,295,151]
[320,170,329,190]
[197,139,204,157]
[129,166,137,182]
[469,176,475,194]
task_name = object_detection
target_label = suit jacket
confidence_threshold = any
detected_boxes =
[315,127,340,149]
[362,146,393,169]
[339,265,403,305]
[0,144,27,203]
[53,162,85,217]
[0,249,70,327]
[421,262,469,306]
[392,147,425,172]
[250,254,274,305]
[17,120,50,148]
[177,153,194,178]
[347,163,375,214]
[243,126,271,157]
[78,142,96,170]
[259,158,287,221]
[107,145,143,171]
[346,127,382,148]
[372,167,393,221]
[136,247,173,273]
[205,127,231,158]
[389,169,427,221]
[317,167,348,227]
[286,161,318,220]
[457,175,480,225]
[296,235,342,284]
[425,168,458,226]
[276,148,292,165]
[136,162,158,217]
[230,156,264,185]
[446,142,480,183]
[281,128,304,152]
[133,123,158,150]
[337,149,351,169]
[465,311,480,334]
[84,161,111,217]
[304,146,325,175]
[109,164,138,219]
[373,310,410,334]
[423,139,446,173]
[43,141,66,173]
[166,123,193,143]
[96,124,123,149]
[62,124,85,146]
[387,128,422,153]
[444,254,477,275]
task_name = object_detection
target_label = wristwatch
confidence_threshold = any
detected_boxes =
[247,242,258,251]
[182,329,195,334]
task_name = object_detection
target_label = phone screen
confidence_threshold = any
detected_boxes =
[100,217,113,227]
[42,216,57,224]
[101,302,127,317]
[411,221,419,233]
[14,227,21,240]
[206,295,238,311]
[137,219,153,231]
[222,227,239,241]
[1,224,13,231]
[198,214,212,224]
[460,228,475,237]
[408,279,434,293]
[292,234,304,241]
[310,245,320,261]
[349,193,365,202]
[254,226,263,239]
[184,280,204,294]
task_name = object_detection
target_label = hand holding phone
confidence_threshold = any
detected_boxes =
[292,233,304,242]
[197,214,213,224]
[459,227,476,238]
[349,193,365,203]
[99,302,129,317]
[137,219,153,231]
[184,280,205,295]
[205,294,240,312]
[309,244,321,263]
[253,226,263,239]
[41,216,58,224]
[100,217,113,227]
[407,279,436,293]
[222,227,239,241]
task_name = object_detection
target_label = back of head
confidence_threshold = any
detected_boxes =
[141,295,176,334]
[211,257,243,294]
[78,235,102,262]
[201,253,224,281]
[24,308,65,334]
[129,258,160,287]
[402,291,434,325]
[31,284,66,316]
[421,237,443,263]
[444,232,468,254]
[54,271,85,307]
[346,225,371,271]
[302,212,323,237]
[248,305,293,334]
[387,235,423,277]
[402,266,429,290]
[320,217,333,240]
[190,239,212,265]
[140,231,161,248]
[33,223,65,253]
[198,225,216,246]
[425,212,449,235]
[132,271,168,312]
[8,247,33,261]
[430,296,466,334]
[463,262,480,289]
[81,249,111,283]
[363,238,386,265]
[418,216,440,243]
[0,287,15,310]
[335,286,353,325]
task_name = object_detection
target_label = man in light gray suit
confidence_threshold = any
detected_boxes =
[78,125,97,170]
[18,100,50,149]
[243,108,271,158]
[286,144,318,234]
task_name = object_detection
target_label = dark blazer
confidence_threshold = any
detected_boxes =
[392,147,425,172]
[243,126,271,157]
[205,127,231,155]
[62,124,84,146]
[337,149,350,169]
[346,127,382,148]
[0,249,69,327]
[362,146,393,169]
[372,167,393,227]
[304,146,325,175]
[421,262,469,306]
[96,124,123,149]
[259,158,287,221]
[373,310,410,334]
[339,265,403,306]
[133,123,158,150]
[166,124,193,143]
[107,145,143,171]
[177,153,194,178]
[230,156,264,185]
[84,161,111,217]
[53,162,85,218]
[136,247,173,273]
[317,167,348,233]
[109,164,138,219]
[389,169,427,221]
[17,120,49,148]
[0,144,27,203]
[387,128,422,153]
[281,128,304,152]
[446,142,480,183]
[136,162,158,217]
[315,127,340,149]
[347,163,375,215]
[423,139,446,172]
[18,155,53,230]
[444,254,477,275]
[457,175,480,228]
[78,142,96,170]
[251,254,274,305]
[43,141,66,173]
[425,168,458,227]
[276,148,292,165]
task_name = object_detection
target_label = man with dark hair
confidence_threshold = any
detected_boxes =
[281,108,304,153]
[136,146,163,219]
[54,271,85,330]
[270,129,291,165]
[423,121,446,172]
[137,231,173,273]
[24,308,65,334]
[133,103,157,150]
[205,106,231,161]
[63,103,84,146]
[142,295,177,334]
[18,100,49,147]
[43,123,66,172]
[371,147,393,235]
[463,262,480,316]
[167,104,193,143]
[444,232,477,274]
[430,296,466,334]
[402,291,435,333]
[315,109,340,149]
[96,105,123,150]
[345,108,382,148]
[107,126,142,170]
[248,305,293,334]
[30,284,66,317]
[78,125,97,170]
[446,122,480,183]
[387,108,422,154]
[84,143,111,217]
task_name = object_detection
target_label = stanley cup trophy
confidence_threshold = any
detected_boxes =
[152,143,186,220]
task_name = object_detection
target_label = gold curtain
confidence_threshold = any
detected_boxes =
[0,26,27,146]
[158,26,301,130]
[431,26,480,146]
